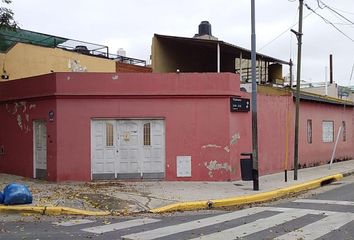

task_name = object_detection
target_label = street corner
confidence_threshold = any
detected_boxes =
[0,176,149,216]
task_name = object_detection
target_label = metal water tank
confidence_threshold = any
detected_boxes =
[74,45,89,54]
[198,21,212,36]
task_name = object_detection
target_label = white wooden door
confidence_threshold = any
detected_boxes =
[91,119,165,180]
[117,120,141,177]
[33,120,47,179]
[142,120,165,177]
[91,120,116,179]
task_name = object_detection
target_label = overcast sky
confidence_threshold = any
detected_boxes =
[9,0,354,86]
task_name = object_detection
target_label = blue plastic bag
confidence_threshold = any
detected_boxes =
[0,191,3,204]
[3,183,32,205]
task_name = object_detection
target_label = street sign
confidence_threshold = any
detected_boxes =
[230,97,250,112]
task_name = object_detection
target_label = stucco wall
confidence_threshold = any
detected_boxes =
[258,94,294,175]
[298,101,353,167]
[0,72,243,181]
[53,72,241,181]
[55,97,236,181]
[0,72,353,182]
[0,99,57,180]
[0,43,115,81]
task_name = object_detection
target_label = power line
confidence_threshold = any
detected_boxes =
[317,0,354,25]
[304,3,354,42]
[258,7,316,51]
[329,6,354,16]
[349,62,354,86]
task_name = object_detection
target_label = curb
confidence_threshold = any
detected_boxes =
[0,205,111,216]
[150,174,344,213]
[342,170,354,177]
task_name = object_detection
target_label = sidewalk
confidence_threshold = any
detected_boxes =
[0,160,353,215]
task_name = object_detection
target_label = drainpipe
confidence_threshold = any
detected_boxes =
[325,66,328,96]
[329,54,333,84]
[240,52,243,81]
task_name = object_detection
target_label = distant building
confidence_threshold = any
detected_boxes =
[300,82,354,102]
[151,21,291,87]
[0,28,151,81]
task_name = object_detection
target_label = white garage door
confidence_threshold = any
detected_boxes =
[91,119,165,180]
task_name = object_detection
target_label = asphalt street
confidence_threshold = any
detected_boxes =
[0,175,353,240]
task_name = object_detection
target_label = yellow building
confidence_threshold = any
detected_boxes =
[0,28,148,81]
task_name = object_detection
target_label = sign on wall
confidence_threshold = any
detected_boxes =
[230,97,250,112]
[176,156,192,177]
[322,121,334,143]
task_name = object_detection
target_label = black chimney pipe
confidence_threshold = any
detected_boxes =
[329,54,333,84]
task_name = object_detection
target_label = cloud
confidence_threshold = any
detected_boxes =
[11,0,354,85]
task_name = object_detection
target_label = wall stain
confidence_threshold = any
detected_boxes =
[224,146,230,153]
[201,144,222,149]
[5,102,35,133]
[230,133,241,145]
[204,160,232,178]
[68,59,87,72]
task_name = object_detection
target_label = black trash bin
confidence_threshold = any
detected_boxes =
[240,153,253,181]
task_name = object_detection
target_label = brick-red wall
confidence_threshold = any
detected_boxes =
[116,62,152,73]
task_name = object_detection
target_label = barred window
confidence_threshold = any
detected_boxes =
[307,119,312,144]
[106,123,114,146]
[143,123,151,146]
[342,121,346,142]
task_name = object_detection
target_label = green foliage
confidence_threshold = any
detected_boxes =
[0,0,18,29]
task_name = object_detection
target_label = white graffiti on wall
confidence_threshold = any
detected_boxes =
[201,132,241,178]
[204,160,232,178]
[68,59,87,72]
[201,144,222,149]
[5,102,36,133]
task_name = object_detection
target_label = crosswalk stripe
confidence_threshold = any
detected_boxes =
[82,218,160,234]
[52,219,95,226]
[274,212,354,240]
[188,209,310,240]
[267,207,334,215]
[294,199,354,206]
[121,207,267,240]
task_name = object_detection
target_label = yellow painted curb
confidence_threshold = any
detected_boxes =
[150,174,343,213]
[44,207,111,216]
[0,205,111,216]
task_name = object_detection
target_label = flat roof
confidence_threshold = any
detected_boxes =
[297,91,354,107]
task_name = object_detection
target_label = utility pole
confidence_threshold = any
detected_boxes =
[292,0,304,181]
[251,0,259,190]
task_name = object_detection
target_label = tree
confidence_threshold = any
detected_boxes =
[0,0,18,29]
